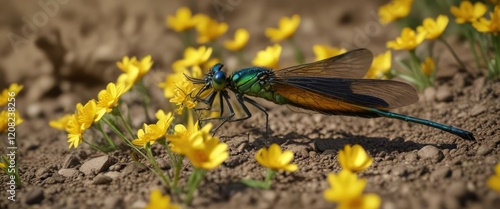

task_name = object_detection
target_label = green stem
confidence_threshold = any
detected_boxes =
[115,106,135,139]
[135,82,151,123]
[477,33,492,72]
[82,138,108,153]
[101,117,149,160]
[408,50,429,91]
[146,145,171,188]
[4,154,23,187]
[263,168,277,189]
[173,155,184,188]
[159,140,181,189]
[289,38,305,64]
[466,25,483,71]
[96,120,116,150]
[185,168,206,205]
[491,34,500,80]
[439,37,467,70]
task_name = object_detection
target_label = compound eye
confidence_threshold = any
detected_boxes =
[212,71,226,90]
[210,63,224,74]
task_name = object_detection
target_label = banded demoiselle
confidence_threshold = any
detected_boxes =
[186,48,474,140]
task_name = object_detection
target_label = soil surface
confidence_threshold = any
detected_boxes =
[1,1,500,209]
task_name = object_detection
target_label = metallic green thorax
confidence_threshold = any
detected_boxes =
[229,67,288,104]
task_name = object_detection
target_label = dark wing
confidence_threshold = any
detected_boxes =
[274,48,373,79]
[274,76,418,110]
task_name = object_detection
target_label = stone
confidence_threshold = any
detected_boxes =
[92,174,113,185]
[62,154,80,168]
[470,105,486,117]
[435,86,453,102]
[24,187,44,204]
[58,168,79,178]
[79,155,115,175]
[431,167,451,180]
[418,145,444,162]
[476,144,493,156]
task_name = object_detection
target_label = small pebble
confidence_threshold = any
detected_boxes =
[104,171,121,179]
[79,155,115,175]
[58,168,79,178]
[92,174,113,185]
[62,154,80,168]
[431,166,451,180]
[470,105,486,117]
[156,158,170,170]
[418,145,444,162]
[435,86,453,102]
[476,144,493,156]
[25,187,44,204]
[391,165,409,177]
[423,87,436,101]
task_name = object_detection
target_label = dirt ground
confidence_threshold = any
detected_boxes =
[1,0,500,209]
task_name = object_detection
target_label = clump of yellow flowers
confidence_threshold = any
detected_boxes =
[49,52,229,206]
[0,83,24,187]
[324,144,380,209]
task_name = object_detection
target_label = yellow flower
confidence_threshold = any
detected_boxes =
[324,170,363,200]
[387,27,426,50]
[158,72,186,99]
[487,163,500,192]
[77,100,105,130]
[378,0,414,24]
[144,189,180,209]
[256,143,298,172]
[0,162,5,170]
[184,131,228,170]
[96,82,127,113]
[450,1,487,24]
[132,110,174,147]
[252,44,282,69]
[49,114,74,130]
[173,46,213,70]
[313,44,347,61]
[167,7,197,32]
[224,28,250,51]
[166,114,198,155]
[337,194,382,209]
[338,144,373,172]
[0,83,23,106]
[0,110,23,133]
[472,6,500,34]
[365,50,392,79]
[420,57,435,77]
[67,100,105,148]
[169,122,227,170]
[116,55,153,84]
[195,14,228,44]
[169,80,198,114]
[265,15,300,42]
[417,15,449,40]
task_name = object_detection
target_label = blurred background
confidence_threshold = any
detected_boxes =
[0,0,402,114]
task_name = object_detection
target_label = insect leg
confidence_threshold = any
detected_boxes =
[231,94,269,136]
[210,91,236,134]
